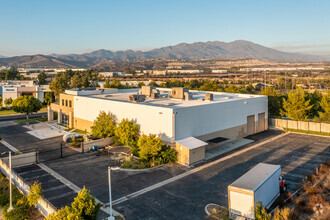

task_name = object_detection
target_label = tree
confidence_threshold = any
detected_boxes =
[44,92,54,105]
[260,87,282,117]
[70,74,83,88]
[12,96,42,119]
[137,82,145,88]
[4,98,12,107]
[49,72,70,98]
[255,202,271,220]
[91,111,116,138]
[104,79,110,88]
[314,94,330,123]
[138,134,162,161]
[27,181,43,207]
[46,187,101,220]
[307,90,322,119]
[114,118,140,148]
[37,72,47,85]
[281,87,312,121]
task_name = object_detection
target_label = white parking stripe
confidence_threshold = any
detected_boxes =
[0,140,20,152]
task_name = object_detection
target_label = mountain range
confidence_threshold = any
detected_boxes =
[0,40,328,68]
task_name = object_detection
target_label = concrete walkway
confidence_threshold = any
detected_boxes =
[205,138,254,160]
[108,132,289,206]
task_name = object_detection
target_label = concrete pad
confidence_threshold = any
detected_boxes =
[27,127,64,139]
[205,138,254,160]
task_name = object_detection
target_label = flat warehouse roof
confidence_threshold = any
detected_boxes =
[83,88,265,109]
[229,163,281,191]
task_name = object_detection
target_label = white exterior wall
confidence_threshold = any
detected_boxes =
[74,96,174,142]
[1,87,18,105]
[174,96,267,140]
[254,168,281,208]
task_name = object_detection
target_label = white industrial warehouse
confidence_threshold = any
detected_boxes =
[49,86,268,165]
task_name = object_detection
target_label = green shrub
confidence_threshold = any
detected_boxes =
[37,116,47,122]
[138,162,146,169]
[255,202,271,220]
[158,146,178,164]
[0,193,9,207]
[3,197,29,220]
[132,165,138,169]
[121,162,131,168]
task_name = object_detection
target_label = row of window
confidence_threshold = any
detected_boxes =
[61,99,72,107]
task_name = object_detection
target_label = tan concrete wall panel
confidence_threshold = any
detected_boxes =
[321,123,330,133]
[196,124,247,141]
[287,120,298,130]
[74,117,94,132]
[309,122,321,132]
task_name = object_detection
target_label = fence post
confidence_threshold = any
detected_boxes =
[35,148,39,164]
[60,143,63,158]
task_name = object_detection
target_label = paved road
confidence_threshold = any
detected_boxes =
[113,133,329,220]
[0,112,47,121]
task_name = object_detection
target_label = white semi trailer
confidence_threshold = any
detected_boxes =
[228,163,281,219]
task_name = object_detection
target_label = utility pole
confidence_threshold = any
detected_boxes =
[8,152,14,211]
[108,167,114,220]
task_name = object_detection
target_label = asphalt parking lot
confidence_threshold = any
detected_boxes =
[0,122,329,220]
[113,132,329,220]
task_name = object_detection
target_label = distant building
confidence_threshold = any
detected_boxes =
[0,81,51,105]
[211,69,228,74]
[167,69,203,74]
[99,72,126,77]
[152,70,167,75]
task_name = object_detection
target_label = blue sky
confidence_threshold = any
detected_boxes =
[1,0,329,56]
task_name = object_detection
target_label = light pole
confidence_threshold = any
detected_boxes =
[108,166,114,220]
[8,151,14,211]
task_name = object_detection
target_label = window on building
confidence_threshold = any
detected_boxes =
[62,99,64,106]
[69,100,72,107]
[66,100,68,107]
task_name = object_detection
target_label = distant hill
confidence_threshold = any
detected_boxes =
[0,55,7,58]
[0,40,328,68]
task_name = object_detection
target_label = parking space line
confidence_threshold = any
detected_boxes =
[0,140,20,153]
[109,132,290,206]
[43,185,67,193]
[48,191,75,201]
[25,173,51,181]
[18,168,43,176]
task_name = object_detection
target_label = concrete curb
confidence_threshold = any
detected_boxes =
[119,164,166,172]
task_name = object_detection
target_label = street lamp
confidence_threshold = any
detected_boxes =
[8,151,14,211]
[108,166,114,220]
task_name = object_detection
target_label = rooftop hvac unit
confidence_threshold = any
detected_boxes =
[129,94,146,103]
